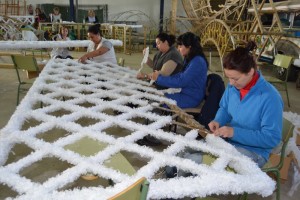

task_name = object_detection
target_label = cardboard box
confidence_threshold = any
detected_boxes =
[268,153,292,183]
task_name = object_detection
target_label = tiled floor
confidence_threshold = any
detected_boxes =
[0,50,299,199]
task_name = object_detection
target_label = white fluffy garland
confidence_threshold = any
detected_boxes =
[0,59,275,199]
[0,40,123,50]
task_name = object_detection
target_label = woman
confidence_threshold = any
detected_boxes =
[137,33,183,83]
[50,7,62,22]
[85,10,99,24]
[51,26,73,59]
[33,7,47,29]
[208,41,283,167]
[151,32,208,109]
[79,24,117,64]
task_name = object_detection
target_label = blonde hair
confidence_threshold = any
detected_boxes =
[88,10,95,17]
[53,7,59,12]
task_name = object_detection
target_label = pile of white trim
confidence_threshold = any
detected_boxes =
[0,59,275,199]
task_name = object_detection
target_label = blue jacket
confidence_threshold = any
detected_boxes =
[214,72,283,160]
[156,56,207,108]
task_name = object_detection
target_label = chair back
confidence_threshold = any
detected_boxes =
[108,177,149,200]
[273,54,293,70]
[11,55,40,71]
[197,73,225,129]
[282,118,295,143]
[271,118,295,170]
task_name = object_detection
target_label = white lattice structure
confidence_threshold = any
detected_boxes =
[0,59,275,199]
[0,40,123,50]
[0,15,35,25]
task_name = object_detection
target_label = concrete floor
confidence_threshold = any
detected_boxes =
[0,50,299,199]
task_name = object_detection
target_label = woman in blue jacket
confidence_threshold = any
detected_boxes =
[151,32,208,108]
[208,41,283,167]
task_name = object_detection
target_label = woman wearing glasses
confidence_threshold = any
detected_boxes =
[208,41,283,167]
[151,32,208,108]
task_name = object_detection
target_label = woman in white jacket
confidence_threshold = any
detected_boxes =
[51,26,73,59]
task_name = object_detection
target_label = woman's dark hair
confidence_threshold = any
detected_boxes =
[59,26,68,36]
[223,41,257,73]
[156,32,176,46]
[177,32,208,67]
[88,24,102,36]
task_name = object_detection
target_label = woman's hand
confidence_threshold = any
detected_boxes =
[209,121,233,138]
[136,72,148,80]
[213,126,234,138]
[78,55,88,63]
[150,70,160,81]
[208,121,219,133]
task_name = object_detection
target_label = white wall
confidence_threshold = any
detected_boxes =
[26,0,186,29]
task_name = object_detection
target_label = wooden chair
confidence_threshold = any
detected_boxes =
[239,118,295,200]
[108,177,149,200]
[263,54,293,107]
[11,55,41,105]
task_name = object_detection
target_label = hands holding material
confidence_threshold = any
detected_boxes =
[208,121,234,138]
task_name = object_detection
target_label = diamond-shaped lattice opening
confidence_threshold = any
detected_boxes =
[137,88,146,93]
[64,136,108,157]
[152,166,168,180]
[62,75,74,80]
[37,128,72,143]
[47,109,72,117]
[103,125,132,138]
[32,101,51,110]
[98,78,107,82]
[129,116,154,125]
[60,83,75,89]
[41,89,54,95]
[119,91,132,96]
[79,80,93,85]
[4,143,34,166]
[79,90,94,95]
[196,152,218,167]
[101,108,120,116]
[45,79,57,84]
[101,96,117,102]
[20,157,73,184]
[98,86,108,90]
[59,175,111,191]
[125,102,140,109]
[77,101,96,108]
[52,95,69,101]
[74,117,102,127]
[117,150,151,171]
[144,137,173,153]
[0,184,19,199]
[48,71,58,75]
[79,73,92,78]
[64,68,75,73]
[21,118,42,131]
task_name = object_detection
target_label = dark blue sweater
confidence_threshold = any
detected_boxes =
[156,56,207,108]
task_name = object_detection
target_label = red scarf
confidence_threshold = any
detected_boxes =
[240,71,259,100]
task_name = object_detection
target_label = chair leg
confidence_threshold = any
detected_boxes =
[275,170,281,200]
[284,83,290,107]
[17,84,21,105]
